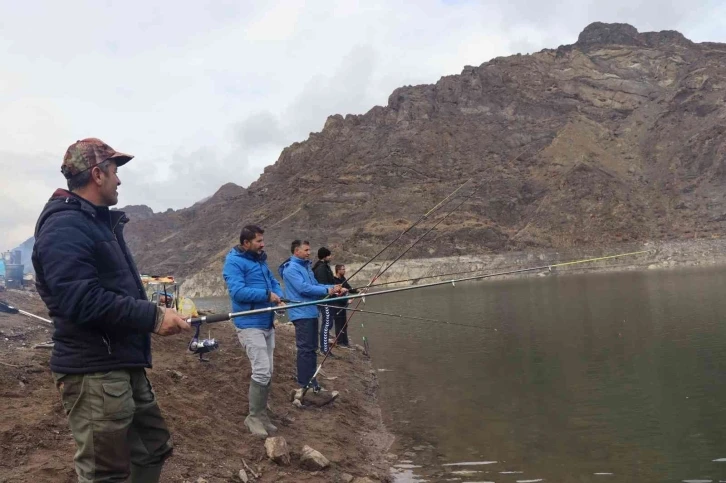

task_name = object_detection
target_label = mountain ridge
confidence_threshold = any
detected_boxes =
[116,22,726,287]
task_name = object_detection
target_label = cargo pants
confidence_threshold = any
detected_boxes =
[52,369,173,483]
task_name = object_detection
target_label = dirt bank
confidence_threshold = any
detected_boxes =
[0,289,394,482]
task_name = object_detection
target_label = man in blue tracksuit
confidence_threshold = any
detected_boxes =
[278,240,345,397]
[223,225,283,438]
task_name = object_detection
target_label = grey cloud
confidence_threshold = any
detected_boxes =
[286,45,378,135]
[233,111,292,150]
[118,147,245,213]
[0,151,60,251]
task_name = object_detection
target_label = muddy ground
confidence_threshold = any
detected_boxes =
[0,289,394,482]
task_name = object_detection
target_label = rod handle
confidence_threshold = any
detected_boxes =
[188,313,230,325]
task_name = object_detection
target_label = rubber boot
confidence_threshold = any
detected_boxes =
[130,463,164,483]
[260,382,277,433]
[244,380,269,439]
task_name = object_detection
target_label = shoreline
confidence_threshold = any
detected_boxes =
[0,290,396,483]
[181,238,726,297]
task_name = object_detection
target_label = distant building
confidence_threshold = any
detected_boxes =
[2,250,24,289]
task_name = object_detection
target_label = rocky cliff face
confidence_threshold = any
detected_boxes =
[122,22,726,290]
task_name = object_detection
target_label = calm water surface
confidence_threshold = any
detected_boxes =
[197,268,726,483]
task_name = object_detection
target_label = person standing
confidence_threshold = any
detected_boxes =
[312,247,337,357]
[223,224,284,439]
[279,241,345,399]
[332,264,359,348]
[32,138,191,483]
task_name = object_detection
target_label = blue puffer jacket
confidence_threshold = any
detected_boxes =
[223,247,283,329]
[32,189,158,374]
[278,256,332,321]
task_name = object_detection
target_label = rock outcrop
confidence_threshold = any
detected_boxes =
[120,22,726,292]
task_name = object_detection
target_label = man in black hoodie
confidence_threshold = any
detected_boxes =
[313,247,337,357]
[32,138,191,483]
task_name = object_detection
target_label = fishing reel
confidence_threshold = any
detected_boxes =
[188,324,219,362]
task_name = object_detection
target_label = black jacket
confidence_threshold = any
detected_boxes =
[312,260,336,286]
[32,189,157,374]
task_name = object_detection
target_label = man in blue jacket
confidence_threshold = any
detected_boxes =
[223,225,283,438]
[32,138,191,483]
[279,240,345,402]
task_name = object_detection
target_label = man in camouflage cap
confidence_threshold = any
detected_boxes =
[32,138,191,482]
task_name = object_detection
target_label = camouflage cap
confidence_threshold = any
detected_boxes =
[61,138,134,179]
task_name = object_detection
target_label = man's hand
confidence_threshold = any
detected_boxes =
[156,308,191,336]
[269,292,282,304]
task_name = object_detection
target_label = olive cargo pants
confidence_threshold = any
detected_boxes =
[52,369,173,482]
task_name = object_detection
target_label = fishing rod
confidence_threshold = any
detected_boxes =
[189,250,651,325]
[368,189,477,285]
[346,147,528,287]
[312,179,474,365]
[0,300,53,325]
[317,149,527,379]
[353,250,653,290]
[352,267,488,290]
[344,178,472,283]
[316,303,489,330]
[326,185,479,360]
[186,250,649,377]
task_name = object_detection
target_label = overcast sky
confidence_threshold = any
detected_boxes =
[1,0,724,251]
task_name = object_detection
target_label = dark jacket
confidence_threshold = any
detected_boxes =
[332,276,358,306]
[223,246,283,330]
[312,260,336,285]
[32,189,158,374]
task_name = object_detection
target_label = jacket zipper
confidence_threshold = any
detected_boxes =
[111,215,150,364]
[111,216,124,241]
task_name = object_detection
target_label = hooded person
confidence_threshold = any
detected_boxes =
[32,138,191,483]
[222,224,283,438]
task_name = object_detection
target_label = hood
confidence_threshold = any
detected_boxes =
[278,256,309,278]
[278,257,291,279]
[233,245,268,262]
[34,188,126,237]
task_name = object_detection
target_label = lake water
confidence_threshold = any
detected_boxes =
[196,267,726,483]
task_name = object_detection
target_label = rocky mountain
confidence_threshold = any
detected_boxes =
[122,22,726,285]
[116,204,155,221]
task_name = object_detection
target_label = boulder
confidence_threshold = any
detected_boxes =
[264,436,290,466]
[300,445,330,471]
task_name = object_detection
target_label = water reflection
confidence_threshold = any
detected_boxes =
[193,268,726,482]
[359,268,726,482]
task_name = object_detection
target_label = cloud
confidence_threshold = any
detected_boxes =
[0,150,60,249]
[1,0,725,250]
